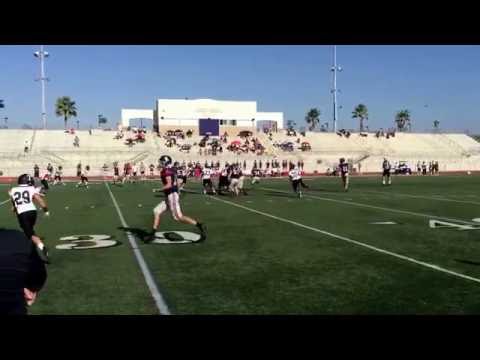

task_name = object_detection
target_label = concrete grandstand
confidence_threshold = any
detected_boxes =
[1,127,480,178]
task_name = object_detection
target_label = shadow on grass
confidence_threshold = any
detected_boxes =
[118,226,151,243]
[262,191,295,198]
[454,259,480,266]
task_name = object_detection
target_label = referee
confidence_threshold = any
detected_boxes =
[0,229,47,315]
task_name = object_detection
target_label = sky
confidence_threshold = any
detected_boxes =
[0,45,479,133]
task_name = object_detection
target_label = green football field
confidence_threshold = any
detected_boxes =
[1,174,480,314]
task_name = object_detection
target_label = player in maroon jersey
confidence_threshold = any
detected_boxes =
[146,155,206,242]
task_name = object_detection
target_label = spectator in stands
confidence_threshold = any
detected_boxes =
[47,163,53,176]
[76,162,82,177]
[24,140,29,154]
[73,135,80,147]
[33,164,40,178]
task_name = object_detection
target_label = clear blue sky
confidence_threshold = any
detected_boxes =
[1,45,479,132]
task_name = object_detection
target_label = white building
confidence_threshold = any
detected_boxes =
[121,98,283,133]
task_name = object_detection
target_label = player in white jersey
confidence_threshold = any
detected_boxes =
[229,166,242,196]
[251,167,261,185]
[382,158,392,185]
[201,166,216,195]
[8,174,50,263]
[132,163,138,183]
[139,162,147,181]
[76,168,89,188]
[175,163,188,194]
[289,166,308,198]
[53,166,64,186]
[217,165,230,194]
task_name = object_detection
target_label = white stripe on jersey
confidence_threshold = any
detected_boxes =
[9,185,39,214]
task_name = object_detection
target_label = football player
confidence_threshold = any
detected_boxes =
[149,163,155,178]
[148,155,206,242]
[131,163,138,183]
[76,167,89,188]
[175,163,188,194]
[217,165,230,195]
[113,162,120,185]
[229,165,242,196]
[289,165,307,198]
[251,167,261,185]
[8,174,50,263]
[382,158,392,185]
[140,162,146,181]
[237,167,248,195]
[53,166,64,186]
[201,164,216,195]
[338,158,349,191]
[40,172,50,193]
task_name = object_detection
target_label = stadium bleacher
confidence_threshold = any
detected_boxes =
[1,128,480,177]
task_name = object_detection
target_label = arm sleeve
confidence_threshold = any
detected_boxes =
[24,249,47,292]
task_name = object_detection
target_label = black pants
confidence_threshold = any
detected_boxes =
[17,210,37,239]
[0,300,27,315]
[41,179,49,190]
[218,176,229,190]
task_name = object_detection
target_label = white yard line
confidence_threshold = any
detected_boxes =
[210,195,480,285]
[105,182,171,315]
[363,190,480,206]
[0,199,10,206]
[260,187,479,225]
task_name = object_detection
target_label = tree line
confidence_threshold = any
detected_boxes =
[300,105,439,133]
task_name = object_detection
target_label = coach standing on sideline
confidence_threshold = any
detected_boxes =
[0,229,47,315]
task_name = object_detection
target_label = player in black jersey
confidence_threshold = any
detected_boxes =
[338,158,349,191]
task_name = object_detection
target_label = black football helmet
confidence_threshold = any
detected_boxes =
[159,155,173,167]
[18,173,34,186]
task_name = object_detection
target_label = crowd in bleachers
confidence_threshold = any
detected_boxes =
[375,129,396,139]
[114,127,147,147]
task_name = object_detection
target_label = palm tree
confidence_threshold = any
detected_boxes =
[395,109,411,132]
[55,96,78,130]
[305,108,321,131]
[352,104,368,132]
[433,120,440,130]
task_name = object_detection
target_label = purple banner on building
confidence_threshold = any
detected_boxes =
[199,118,219,136]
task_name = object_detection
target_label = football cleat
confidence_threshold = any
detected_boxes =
[36,245,50,264]
[196,223,206,242]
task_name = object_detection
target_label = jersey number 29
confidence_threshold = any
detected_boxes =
[13,191,31,205]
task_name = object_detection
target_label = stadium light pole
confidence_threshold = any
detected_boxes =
[331,45,342,133]
[34,45,50,130]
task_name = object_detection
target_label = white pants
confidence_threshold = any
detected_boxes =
[238,176,244,189]
[153,192,183,220]
[229,178,239,193]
